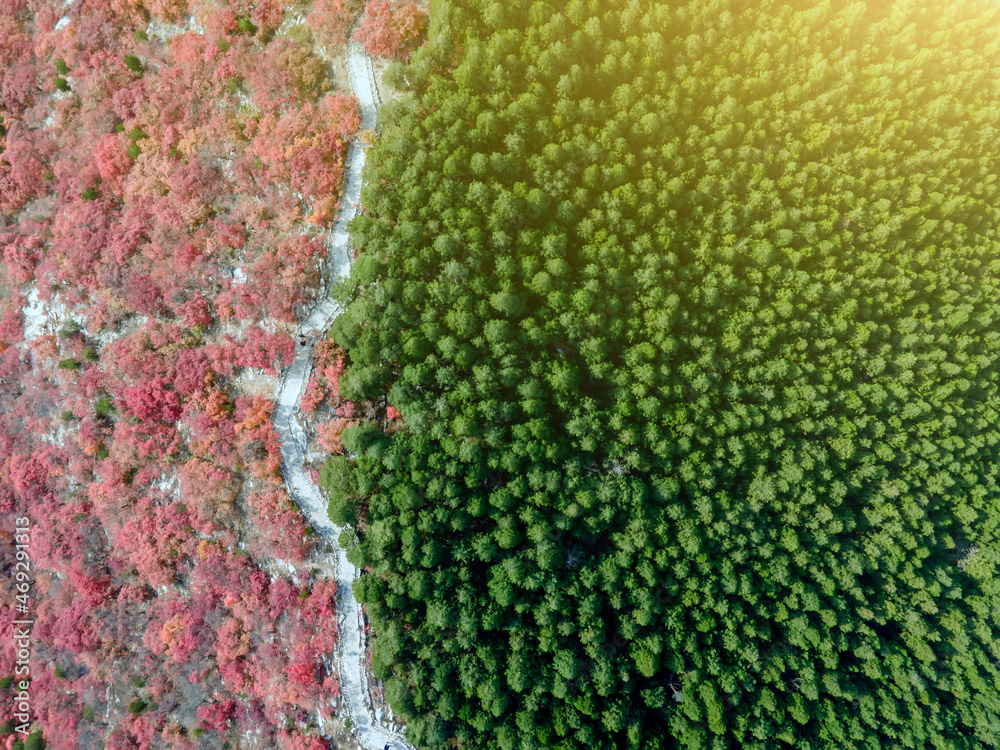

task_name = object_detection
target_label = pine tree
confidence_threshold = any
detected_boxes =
[324,1,1000,748]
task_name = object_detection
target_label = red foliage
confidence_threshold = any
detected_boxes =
[287,661,317,688]
[316,417,355,455]
[245,489,313,562]
[239,327,295,374]
[0,0,360,743]
[354,0,427,61]
[0,296,23,347]
[248,93,359,225]
[8,450,52,502]
[313,339,346,400]
[0,12,38,114]
[114,496,197,586]
[300,376,324,414]
[1,228,43,284]
[122,376,183,423]
[307,0,354,50]
[0,121,45,212]
[278,732,329,750]
[94,133,132,185]
[251,0,285,30]
[197,699,236,732]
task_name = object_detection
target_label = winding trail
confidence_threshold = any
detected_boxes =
[273,43,414,750]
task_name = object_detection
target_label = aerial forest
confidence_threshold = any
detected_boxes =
[324,0,1000,748]
[0,0,418,744]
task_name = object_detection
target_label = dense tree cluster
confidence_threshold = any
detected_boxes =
[0,0,362,745]
[326,0,1000,748]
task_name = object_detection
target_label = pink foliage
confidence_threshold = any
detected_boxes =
[0,14,37,113]
[0,0,365,743]
[313,340,346,399]
[0,121,44,212]
[106,714,159,750]
[122,376,183,423]
[307,0,354,49]
[233,395,283,480]
[1,229,42,284]
[175,292,213,329]
[0,296,23,346]
[300,376,324,415]
[9,451,51,501]
[40,598,101,656]
[248,93,359,224]
[206,7,238,36]
[177,458,237,525]
[125,273,166,317]
[114,496,195,586]
[111,77,148,121]
[101,323,181,384]
[354,0,427,61]
[247,235,327,322]
[94,133,132,184]
[239,327,295,374]
[278,732,329,750]
[245,489,313,562]
[197,699,236,731]
[251,0,285,30]
[172,347,213,396]
[316,417,354,454]
[145,0,187,22]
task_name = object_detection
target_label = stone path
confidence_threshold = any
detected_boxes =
[273,42,413,750]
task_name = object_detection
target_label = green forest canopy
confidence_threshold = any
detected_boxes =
[323,0,1000,747]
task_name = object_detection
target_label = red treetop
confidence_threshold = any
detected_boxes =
[354,0,427,61]
[307,0,354,50]
[122,376,183,423]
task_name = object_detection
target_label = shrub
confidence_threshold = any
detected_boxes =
[236,17,257,35]
[58,321,80,338]
[95,395,113,417]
